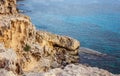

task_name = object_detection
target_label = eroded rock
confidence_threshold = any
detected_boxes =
[25,64,120,76]
[0,0,17,14]
[0,12,80,73]
[0,69,16,76]
[0,43,23,75]
[36,31,80,51]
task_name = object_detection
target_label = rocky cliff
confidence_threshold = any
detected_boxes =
[0,0,119,76]
[0,0,79,75]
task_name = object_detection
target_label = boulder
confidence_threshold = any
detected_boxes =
[36,31,80,51]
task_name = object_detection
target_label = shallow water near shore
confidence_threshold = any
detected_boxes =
[18,0,120,74]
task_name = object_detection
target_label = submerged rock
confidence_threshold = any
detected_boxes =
[79,47,120,74]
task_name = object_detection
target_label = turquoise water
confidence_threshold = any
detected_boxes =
[18,0,120,74]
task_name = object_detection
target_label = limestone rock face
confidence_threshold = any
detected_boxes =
[0,14,36,51]
[0,69,16,76]
[0,0,80,74]
[0,43,22,75]
[35,31,80,68]
[21,31,80,72]
[26,64,119,76]
[0,10,79,75]
[0,0,17,14]
[36,31,80,51]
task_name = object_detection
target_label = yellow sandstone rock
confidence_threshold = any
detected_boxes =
[0,0,80,74]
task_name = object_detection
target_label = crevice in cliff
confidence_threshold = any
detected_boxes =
[53,43,79,51]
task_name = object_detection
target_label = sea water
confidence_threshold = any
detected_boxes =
[18,0,120,74]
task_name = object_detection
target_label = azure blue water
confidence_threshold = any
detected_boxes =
[18,0,120,74]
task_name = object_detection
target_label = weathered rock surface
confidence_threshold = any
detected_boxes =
[0,43,22,75]
[0,0,17,14]
[36,31,80,51]
[0,69,16,76]
[0,14,80,72]
[0,0,80,74]
[25,64,120,76]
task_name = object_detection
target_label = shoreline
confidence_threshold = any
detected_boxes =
[79,47,120,74]
[17,1,120,74]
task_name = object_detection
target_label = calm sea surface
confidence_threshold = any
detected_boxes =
[18,0,120,74]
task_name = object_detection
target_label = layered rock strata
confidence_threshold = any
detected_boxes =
[0,0,79,74]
